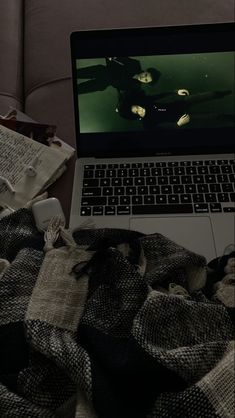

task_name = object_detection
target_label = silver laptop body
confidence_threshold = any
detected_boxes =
[70,23,235,262]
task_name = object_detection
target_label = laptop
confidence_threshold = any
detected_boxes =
[70,23,235,261]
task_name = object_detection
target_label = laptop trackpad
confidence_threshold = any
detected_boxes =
[130,216,216,261]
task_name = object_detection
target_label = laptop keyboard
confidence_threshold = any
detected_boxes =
[80,159,235,216]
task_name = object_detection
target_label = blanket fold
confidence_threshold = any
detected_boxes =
[0,209,234,417]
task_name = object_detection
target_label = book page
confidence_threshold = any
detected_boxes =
[1,108,75,160]
[0,125,66,209]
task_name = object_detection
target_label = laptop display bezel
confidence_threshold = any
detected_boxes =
[70,23,235,158]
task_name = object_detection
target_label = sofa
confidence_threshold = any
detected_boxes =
[0,0,233,220]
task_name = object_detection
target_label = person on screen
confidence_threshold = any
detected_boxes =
[77,57,161,94]
[117,89,232,129]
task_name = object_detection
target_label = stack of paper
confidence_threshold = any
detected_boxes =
[0,112,74,211]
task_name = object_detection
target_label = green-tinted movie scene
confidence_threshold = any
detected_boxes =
[76,52,235,133]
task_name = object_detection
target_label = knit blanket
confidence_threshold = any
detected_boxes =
[0,209,234,417]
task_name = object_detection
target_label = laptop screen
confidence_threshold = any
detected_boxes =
[71,23,235,158]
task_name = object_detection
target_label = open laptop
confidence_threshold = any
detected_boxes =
[70,23,235,261]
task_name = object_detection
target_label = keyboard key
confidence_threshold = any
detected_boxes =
[230,193,235,202]
[132,196,143,205]
[182,175,192,184]
[108,164,118,169]
[218,193,230,202]
[81,197,106,206]
[180,161,191,166]
[193,175,204,183]
[168,161,179,167]
[82,188,101,196]
[169,176,180,184]
[168,195,179,203]
[129,169,139,177]
[126,187,137,195]
[140,168,150,176]
[84,170,94,178]
[210,203,222,213]
[123,178,133,186]
[223,207,235,212]
[186,167,197,175]
[221,165,232,174]
[114,187,125,195]
[118,169,127,177]
[103,187,113,196]
[198,166,208,175]
[80,207,91,216]
[93,206,103,215]
[106,169,116,177]
[120,196,130,205]
[117,206,131,215]
[156,162,166,167]
[205,160,216,165]
[100,178,110,186]
[163,167,173,176]
[144,195,155,204]
[156,195,167,204]
[158,176,168,185]
[217,159,228,165]
[173,185,184,194]
[185,184,196,193]
[120,163,130,168]
[96,164,106,169]
[209,183,221,193]
[197,184,209,193]
[144,162,154,167]
[108,196,119,205]
[193,194,205,203]
[209,165,221,174]
[152,168,162,176]
[175,167,185,175]
[180,194,192,203]
[132,163,142,168]
[222,183,233,192]
[146,177,156,185]
[205,193,217,202]
[138,186,148,195]
[132,204,193,214]
[112,178,122,186]
[150,186,160,194]
[95,170,105,178]
[194,204,209,213]
[205,175,216,183]
[83,179,99,187]
[105,206,116,215]
[135,177,145,186]
[84,165,94,169]
[217,174,229,183]
[192,161,204,166]
[161,185,172,194]
[229,174,235,183]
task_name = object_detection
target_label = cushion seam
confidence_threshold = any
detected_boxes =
[25,76,71,97]
[0,92,22,104]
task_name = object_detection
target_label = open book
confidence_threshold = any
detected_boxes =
[0,124,70,210]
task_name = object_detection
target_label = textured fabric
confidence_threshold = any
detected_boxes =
[27,246,92,331]
[0,209,234,417]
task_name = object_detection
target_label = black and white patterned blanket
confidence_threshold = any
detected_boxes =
[0,209,234,417]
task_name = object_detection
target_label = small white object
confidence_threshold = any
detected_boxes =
[25,156,38,177]
[32,197,65,231]
[0,176,15,194]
